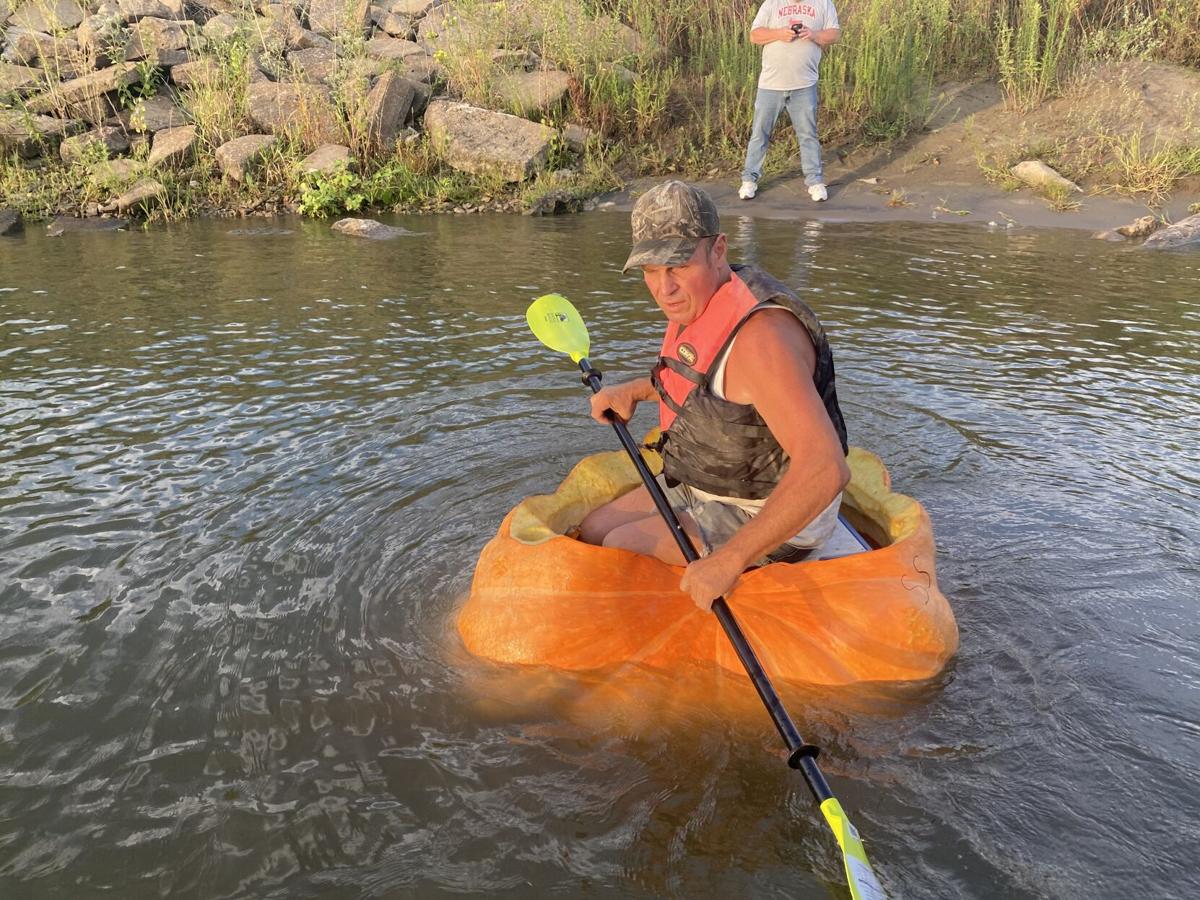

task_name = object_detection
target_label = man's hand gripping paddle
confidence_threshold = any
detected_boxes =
[526,293,888,900]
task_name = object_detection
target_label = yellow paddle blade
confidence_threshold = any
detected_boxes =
[821,798,888,900]
[527,294,590,363]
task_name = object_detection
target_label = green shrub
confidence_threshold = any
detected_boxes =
[298,162,367,217]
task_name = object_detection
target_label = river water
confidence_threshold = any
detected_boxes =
[0,212,1196,899]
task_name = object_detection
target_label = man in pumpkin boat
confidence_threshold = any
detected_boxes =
[580,180,850,611]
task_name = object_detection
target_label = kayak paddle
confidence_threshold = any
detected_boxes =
[526,293,887,900]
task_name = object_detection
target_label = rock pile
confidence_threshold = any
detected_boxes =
[0,0,619,215]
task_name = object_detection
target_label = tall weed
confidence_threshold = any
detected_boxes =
[995,0,1083,109]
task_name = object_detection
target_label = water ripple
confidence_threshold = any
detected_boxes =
[0,217,1196,898]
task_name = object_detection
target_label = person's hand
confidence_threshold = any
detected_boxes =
[793,25,812,41]
[779,26,799,42]
[680,551,746,611]
[590,383,639,424]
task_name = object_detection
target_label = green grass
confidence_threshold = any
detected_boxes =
[1100,132,1200,204]
[996,0,1081,110]
[2,0,1199,220]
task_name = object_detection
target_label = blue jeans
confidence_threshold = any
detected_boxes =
[741,85,823,186]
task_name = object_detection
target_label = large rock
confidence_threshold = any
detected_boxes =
[417,4,497,51]
[146,123,196,167]
[0,208,22,236]
[1140,214,1200,250]
[407,73,431,115]
[202,12,238,40]
[387,0,435,15]
[59,125,129,163]
[0,62,44,96]
[363,70,418,151]
[371,8,412,37]
[187,0,235,17]
[423,99,555,183]
[112,178,164,212]
[8,0,86,32]
[124,16,191,61]
[331,217,415,239]
[25,63,138,120]
[260,3,307,50]
[170,58,219,87]
[493,69,570,118]
[297,29,335,50]
[1011,159,1081,194]
[0,108,80,156]
[401,53,441,84]
[246,81,343,147]
[561,122,593,153]
[306,0,370,37]
[91,156,140,184]
[299,142,351,175]
[110,94,186,132]
[244,52,272,83]
[364,35,425,62]
[117,0,185,22]
[215,133,276,182]
[286,46,337,84]
[1115,215,1161,239]
[146,47,190,66]
[2,28,63,66]
[77,14,127,64]
[47,214,130,233]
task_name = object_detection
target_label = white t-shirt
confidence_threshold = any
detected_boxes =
[752,0,840,91]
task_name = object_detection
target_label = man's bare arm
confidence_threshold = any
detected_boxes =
[752,26,840,46]
[589,376,657,424]
[807,27,840,47]
[692,310,849,576]
[750,27,799,45]
[718,312,848,570]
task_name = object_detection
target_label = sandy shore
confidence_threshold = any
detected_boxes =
[608,160,1199,236]
[722,171,1191,233]
[606,68,1200,235]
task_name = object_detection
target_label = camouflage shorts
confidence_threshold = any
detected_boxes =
[657,475,837,566]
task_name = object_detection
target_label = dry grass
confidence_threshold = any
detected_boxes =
[3,0,1199,218]
[1100,133,1200,204]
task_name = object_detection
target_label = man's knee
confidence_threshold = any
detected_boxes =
[599,520,650,556]
[578,506,613,545]
[602,512,699,567]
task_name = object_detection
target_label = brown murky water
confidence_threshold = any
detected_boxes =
[1,213,1197,898]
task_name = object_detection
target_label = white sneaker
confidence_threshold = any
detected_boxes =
[808,183,828,202]
[738,180,757,200]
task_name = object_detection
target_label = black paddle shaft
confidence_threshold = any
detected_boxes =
[579,360,833,802]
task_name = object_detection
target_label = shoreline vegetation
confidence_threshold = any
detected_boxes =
[1,0,1198,226]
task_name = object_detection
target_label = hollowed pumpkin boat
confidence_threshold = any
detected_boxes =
[458,442,958,686]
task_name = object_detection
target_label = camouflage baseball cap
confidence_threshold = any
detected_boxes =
[622,181,721,272]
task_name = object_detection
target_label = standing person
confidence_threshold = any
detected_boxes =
[579,181,850,610]
[738,0,841,202]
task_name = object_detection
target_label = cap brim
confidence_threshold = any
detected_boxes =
[621,236,700,273]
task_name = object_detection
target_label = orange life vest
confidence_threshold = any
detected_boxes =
[655,272,761,432]
[649,265,847,500]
